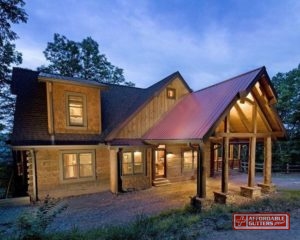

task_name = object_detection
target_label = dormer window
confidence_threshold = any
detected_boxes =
[167,88,176,99]
[66,93,87,127]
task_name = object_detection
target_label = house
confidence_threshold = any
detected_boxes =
[10,66,286,202]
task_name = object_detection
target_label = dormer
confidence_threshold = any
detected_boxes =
[38,73,106,135]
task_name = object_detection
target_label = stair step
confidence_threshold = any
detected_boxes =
[153,178,170,187]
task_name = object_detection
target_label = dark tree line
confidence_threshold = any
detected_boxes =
[271,65,300,164]
[0,0,27,162]
[38,33,134,86]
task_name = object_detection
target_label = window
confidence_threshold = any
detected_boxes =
[61,151,95,181]
[66,93,86,127]
[122,151,144,175]
[183,149,197,171]
[166,88,176,99]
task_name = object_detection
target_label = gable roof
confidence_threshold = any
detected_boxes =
[143,66,285,142]
[104,71,192,140]
[10,68,192,145]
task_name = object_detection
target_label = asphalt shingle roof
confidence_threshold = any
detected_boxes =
[10,68,184,145]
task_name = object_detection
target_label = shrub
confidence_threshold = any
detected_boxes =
[17,195,67,240]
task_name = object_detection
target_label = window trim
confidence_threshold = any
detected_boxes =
[182,148,198,171]
[166,88,176,99]
[60,150,96,183]
[65,92,87,129]
[122,151,145,176]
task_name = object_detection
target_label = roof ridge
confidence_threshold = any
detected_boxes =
[146,71,180,90]
[194,66,265,93]
[104,82,144,90]
[13,67,38,73]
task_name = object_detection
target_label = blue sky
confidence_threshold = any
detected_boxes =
[12,0,300,90]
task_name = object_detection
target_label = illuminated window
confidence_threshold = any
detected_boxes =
[66,93,86,127]
[122,151,144,175]
[61,151,95,181]
[183,149,197,171]
[166,88,176,99]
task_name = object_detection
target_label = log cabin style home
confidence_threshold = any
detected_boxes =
[10,66,286,202]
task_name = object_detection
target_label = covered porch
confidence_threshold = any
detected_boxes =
[143,67,286,205]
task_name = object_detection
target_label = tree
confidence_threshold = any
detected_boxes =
[272,64,300,164]
[0,0,27,162]
[39,34,134,86]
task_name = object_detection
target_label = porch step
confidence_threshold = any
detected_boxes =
[153,178,170,187]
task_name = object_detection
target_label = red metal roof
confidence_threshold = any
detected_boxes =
[143,67,264,141]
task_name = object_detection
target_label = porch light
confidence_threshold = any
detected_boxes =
[166,152,174,157]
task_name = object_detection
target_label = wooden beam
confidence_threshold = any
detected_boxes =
[251,87,277,129]
[256,104,272,132]
[234,104,252,132]
[214,132,278,138]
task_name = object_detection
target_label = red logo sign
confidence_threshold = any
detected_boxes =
[233,213,290,230]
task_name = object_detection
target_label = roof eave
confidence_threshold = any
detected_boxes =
[38,76,108,89]
[144,139,203,145]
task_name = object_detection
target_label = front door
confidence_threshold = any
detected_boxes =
[154,149,166,178]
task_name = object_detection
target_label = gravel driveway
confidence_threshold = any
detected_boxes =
[1,172,300,238]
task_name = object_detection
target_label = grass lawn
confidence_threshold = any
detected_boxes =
[8,190,300,240]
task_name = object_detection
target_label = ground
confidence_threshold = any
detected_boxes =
[0,172,300,239]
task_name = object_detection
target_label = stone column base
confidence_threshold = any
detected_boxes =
[213,191,228,204]
[240,186,261,199]
[257,183,276,194]
[190,196,205,209]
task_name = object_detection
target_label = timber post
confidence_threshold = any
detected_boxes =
[214,116,230,204]
[258,136,276,193]
[221,116,229,194]
[241,103,261,198]
[191,143,206,209]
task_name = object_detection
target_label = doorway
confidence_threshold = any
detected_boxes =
[154,149,166,178]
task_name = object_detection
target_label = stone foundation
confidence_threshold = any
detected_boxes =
[213,191,228,204]
[240,186,261,199]
[190,196,205,209]
[257,183,276,194]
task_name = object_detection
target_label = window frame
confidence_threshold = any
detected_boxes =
[182,149,198,171]
[166,88,176,99]
[65,92,87,128]
[122,151,145,176]
[60,150,96,183]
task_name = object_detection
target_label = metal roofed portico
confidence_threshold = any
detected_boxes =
[143,66,286,204]
[143,66,284,142]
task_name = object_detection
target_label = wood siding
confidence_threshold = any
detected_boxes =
[121,147,152,190]
[163,143,211,183]
[51,82,101,134]
[34,147,109,199]
[116,77,190,138]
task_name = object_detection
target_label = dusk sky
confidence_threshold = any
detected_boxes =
[12,0,300,90]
